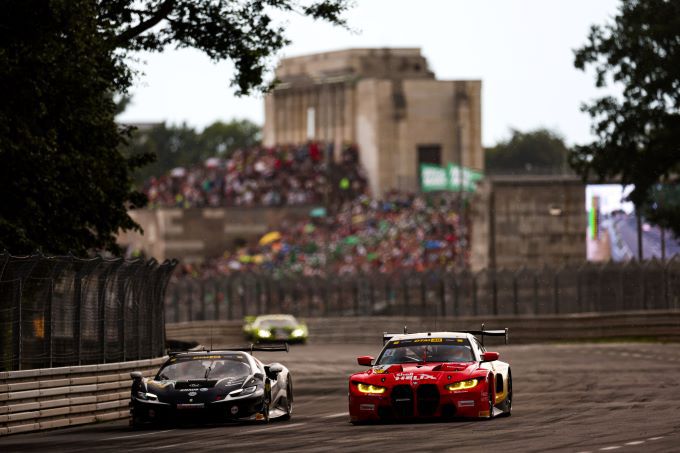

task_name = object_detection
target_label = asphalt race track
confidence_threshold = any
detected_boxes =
[2,342,680,452]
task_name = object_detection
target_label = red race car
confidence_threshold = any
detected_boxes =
[348,328,511,423]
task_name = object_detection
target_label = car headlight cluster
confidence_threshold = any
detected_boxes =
[257,329,272,338]
[291,328,305,337]
[445,379,479,391]
[356,383,386,394]
[229,385,257,397]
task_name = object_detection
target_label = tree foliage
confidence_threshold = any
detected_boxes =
[0,0,350,255]
[0,0,151,255]
[485,128,570,174]
[571,0,680,235]
[126,119,261,182]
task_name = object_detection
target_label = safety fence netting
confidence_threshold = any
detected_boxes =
[166,256,680,323]
[0,253,177,371]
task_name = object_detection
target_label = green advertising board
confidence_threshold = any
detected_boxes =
[420,163,483,193]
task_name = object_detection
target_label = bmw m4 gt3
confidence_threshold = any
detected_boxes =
[349,329,511,423]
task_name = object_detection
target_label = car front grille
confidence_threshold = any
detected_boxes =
[416,384,440,416]
[391,385,414,418]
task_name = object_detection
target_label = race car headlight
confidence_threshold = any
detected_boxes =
[229,385,257,397]
[356,383,386,394]
[257,329,272,338]
[445,379,479,391]
[136,391,158,401]
[291,328,305,337]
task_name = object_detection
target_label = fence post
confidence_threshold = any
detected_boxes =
[532,272,539,315]
[256,277,264,315]
[98,269,106,364]
[576,266,582,313]
[420,276,427,316]
[187,283,194,322]
[265,278,272,314]
[492,271,498,316]
[472,275,478,317]
[402,278,409,317]
[439,277,446,317]
[15,280,23,370]
[240,279,247,317]
[369,278,376,314]
[227,278,234,320]
[353,280,360,316]
[47,280,53,368]
[553,269,560,315]
[452,276,459,317]
[512,271,519,316]
[213,279,220,321]
[74,274,82,366]
[200,279,206,321]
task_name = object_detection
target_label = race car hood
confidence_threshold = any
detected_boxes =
[144,376,250,404]
[352,362,485,385]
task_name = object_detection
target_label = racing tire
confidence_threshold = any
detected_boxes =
[259,389,271,423]
[280,379,294,421]
[500,371,512,417]
[486,375,495,420]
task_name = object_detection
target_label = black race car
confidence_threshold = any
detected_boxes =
[129,345,293,427]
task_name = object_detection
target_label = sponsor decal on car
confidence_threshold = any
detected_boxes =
[394,373,438,381]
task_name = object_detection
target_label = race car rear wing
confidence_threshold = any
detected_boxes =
[168,342,289,357]
[383,326,409,344]
[462,324,509,346]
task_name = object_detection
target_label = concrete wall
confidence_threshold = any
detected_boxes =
[471,176,586,271]
[0,357,165,436]
[119,207,310,263]
[166,311,680,346]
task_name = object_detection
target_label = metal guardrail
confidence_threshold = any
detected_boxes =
[0,253,177,371]
[166,257,680,322]
[0,357,165,436]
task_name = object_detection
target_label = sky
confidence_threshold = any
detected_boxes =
[117,0,622,148]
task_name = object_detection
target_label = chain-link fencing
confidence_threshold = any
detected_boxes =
[0,253,177,371]
[166,256,680,323]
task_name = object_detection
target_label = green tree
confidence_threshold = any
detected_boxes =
[0,0,350,255]
[199,119,261,157]
[572,0,680,236]
[0,0,150,255]
[485,128,570,174]
[126,119,261,183]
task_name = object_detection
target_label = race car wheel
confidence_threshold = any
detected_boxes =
[501,371,512,417]
[281,379,294,420]
[486,375,495,419]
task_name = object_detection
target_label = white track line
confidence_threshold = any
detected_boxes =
[237,422,307,435]
[322,412,348,419]
[103,429,174,441]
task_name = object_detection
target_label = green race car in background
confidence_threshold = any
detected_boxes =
[244,314,308,344]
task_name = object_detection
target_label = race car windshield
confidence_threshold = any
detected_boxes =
[376,338,474,364]
[157,356,251,381]
[256,318,297,328]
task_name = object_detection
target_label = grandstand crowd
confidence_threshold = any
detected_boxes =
[139,142,470,277]
[143,143,366,208]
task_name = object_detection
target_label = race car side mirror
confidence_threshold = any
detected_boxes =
[357,356,374,366]
[266,364,283,379]
[130,371,143,381]
[481,352,500,362]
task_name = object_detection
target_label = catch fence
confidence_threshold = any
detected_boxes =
[167,257,680,323]
[0,253,177,371]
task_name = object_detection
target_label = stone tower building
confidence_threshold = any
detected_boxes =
[263,48,482,197]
